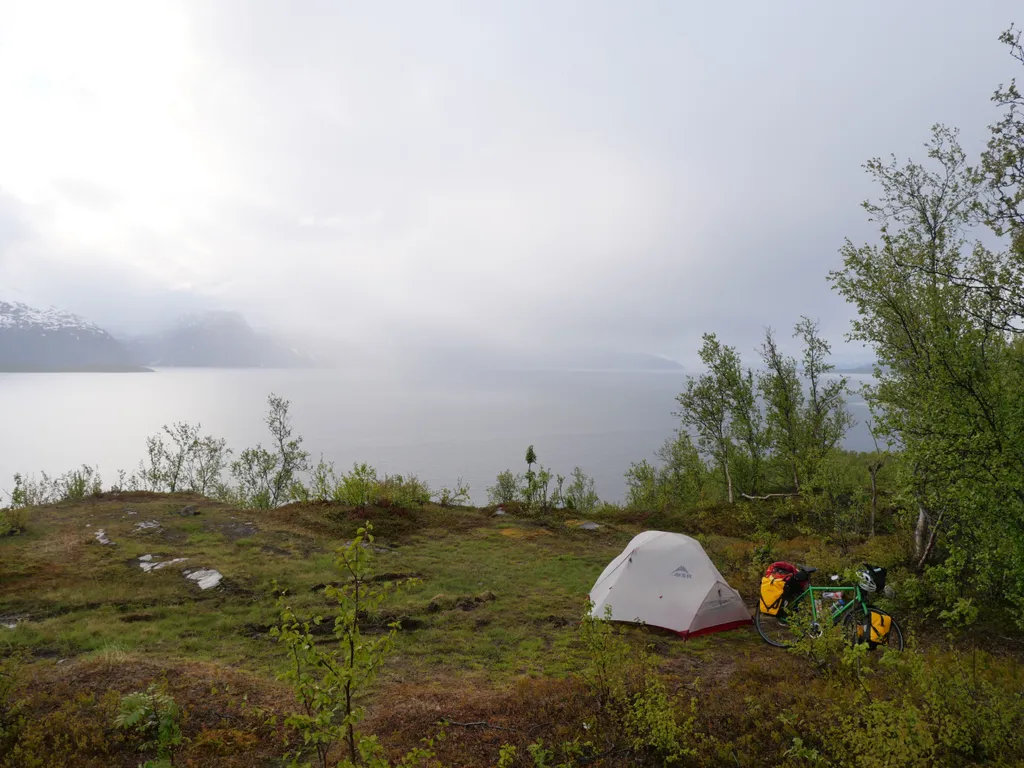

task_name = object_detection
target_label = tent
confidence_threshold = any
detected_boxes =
[589,530,752,638]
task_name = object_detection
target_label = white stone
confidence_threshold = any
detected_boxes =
[134,520,161,532]
[94,529,114,545]
[140,557,188,573]
[139,554,153,562]
[185,568,223,590]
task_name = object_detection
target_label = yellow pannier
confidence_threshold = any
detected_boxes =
[759,576,786,616]
[857,610,892,646]
[870,611,892,644]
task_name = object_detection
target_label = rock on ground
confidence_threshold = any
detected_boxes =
[94,529,114,545]
[184,568,223,590]
[139,556,189,573]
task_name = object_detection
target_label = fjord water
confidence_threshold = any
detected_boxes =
[0,369,875,504]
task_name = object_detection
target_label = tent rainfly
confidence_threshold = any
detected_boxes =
[589,530,752,638]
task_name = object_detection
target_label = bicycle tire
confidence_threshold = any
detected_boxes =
[754,601,802,648]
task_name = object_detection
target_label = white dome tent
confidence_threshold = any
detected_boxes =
[589,531,752,638]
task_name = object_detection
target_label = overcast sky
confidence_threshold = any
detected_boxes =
[0,1,1019,363]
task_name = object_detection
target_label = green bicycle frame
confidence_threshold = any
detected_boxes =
[781,584,870,626]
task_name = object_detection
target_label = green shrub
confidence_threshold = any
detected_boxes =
[0,507,27,536]
[333,463,379,509]
[433,478,471,507]
[374,473,431,509]
[487,470,520,505]
[309,457,339,502]
[114,683,183,768]
[271,523,433,768]
[562,468,599,514]
[578,605,696,763]
[230,394,310,509]
[624,460,660,510]
[7,468,103,507]
[55,465,102,502]
[3,689,126,768]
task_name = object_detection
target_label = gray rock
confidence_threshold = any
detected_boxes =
[579,522,602,531]
[184,568,223,590]
[94,529,114,545]
[139,556,188,573]
[493,510,508,517]
[179,505,200,516]
[134,520,162,532]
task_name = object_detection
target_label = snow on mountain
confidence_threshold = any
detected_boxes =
[0,301,104,333]
[0,301,142,371]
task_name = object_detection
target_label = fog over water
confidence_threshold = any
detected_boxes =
[0,369,876,504]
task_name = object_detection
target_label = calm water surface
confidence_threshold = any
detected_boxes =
[0,369,874,503]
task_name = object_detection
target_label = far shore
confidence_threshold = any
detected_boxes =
[0,364,155,373]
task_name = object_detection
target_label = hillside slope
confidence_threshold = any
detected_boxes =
[126,311,317,368]
[1,495,1021,767]
[0,301,146,372]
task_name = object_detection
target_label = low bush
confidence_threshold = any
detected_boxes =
[433,478,471,507]
[1,689,126,768]
[271,523,437,768]
[0,506,27,536]
[486,451,601,516]
[332,462,380,509]
[114,683,183,768]
[374,474,431,509]
[7,466,102,508]
[487,470,520,506]
[496,606,697,766]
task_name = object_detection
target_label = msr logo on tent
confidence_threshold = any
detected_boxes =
[672,566,692,579]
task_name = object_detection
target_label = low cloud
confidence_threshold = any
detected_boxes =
[0,0,1018,362]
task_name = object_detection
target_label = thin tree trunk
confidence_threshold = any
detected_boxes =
[869,468,878,537]
[724,460,734,504]
[916,508,945,572]
[346,685,355,764]
[914,501,930,562]
[792,462,800,493]
[347,572,360,764]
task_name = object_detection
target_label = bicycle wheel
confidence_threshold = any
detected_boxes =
[754,600,803,648]
[842,606,905,651]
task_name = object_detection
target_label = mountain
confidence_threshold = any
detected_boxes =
[127,311,318,368]
[555,349,684,371]
[340,340,685,375]
[0,301,146,372]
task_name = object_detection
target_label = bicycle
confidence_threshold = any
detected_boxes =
[754,562,905,650]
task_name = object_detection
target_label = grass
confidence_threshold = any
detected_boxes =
[2,493,1023,767]
[0,494,634,679]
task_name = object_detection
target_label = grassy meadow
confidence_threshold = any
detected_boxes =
[2,491,1022,767]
